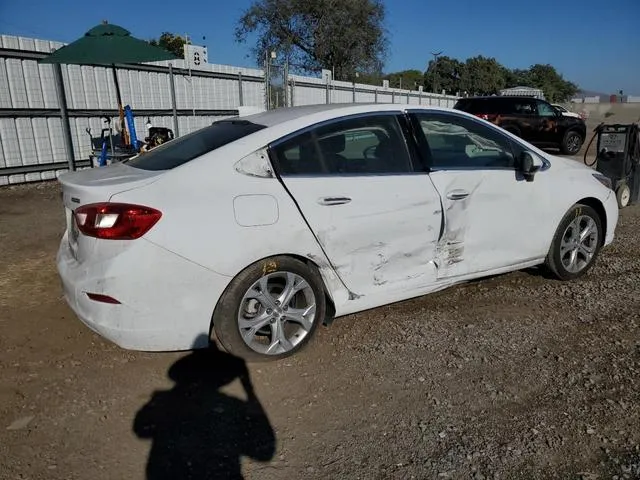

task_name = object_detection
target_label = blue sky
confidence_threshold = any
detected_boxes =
[1,0,638,94]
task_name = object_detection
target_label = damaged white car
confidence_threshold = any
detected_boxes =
[56,103,619,361]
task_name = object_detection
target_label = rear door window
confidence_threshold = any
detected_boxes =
[511,99,536,115]
[271,114,415,176]
[125,119,266,171]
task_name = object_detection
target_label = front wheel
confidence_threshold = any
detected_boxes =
[560,130,583,155]
[545,204,603,281]
[211,256,326,362]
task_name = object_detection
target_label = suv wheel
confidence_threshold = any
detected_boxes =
[560,130,583,155]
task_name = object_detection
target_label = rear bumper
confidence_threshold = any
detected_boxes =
[57,234,232,351]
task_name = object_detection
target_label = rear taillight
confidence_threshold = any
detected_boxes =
[74,203,162,240]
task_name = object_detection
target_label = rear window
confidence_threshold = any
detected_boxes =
[124,119,267,171]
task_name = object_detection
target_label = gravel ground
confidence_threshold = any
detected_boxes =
[1,180,639,480]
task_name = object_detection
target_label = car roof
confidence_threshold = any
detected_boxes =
[239,103,455,128]
[458,95,540,101]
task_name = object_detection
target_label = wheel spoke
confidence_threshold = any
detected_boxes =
[277,273,309,307]
[579,220,596,243]
[238,310,271,330]
[567,248,579,272]
[266,320,293,354]
[570,221,581,241]
[560,242,573,257]
[246,278,278,311]
[578,244,595,258]
[239,311,272,345]
[286,304,315,331]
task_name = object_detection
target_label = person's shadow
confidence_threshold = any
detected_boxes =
[133,334,276,479]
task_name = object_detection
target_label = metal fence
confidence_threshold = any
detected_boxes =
[0,35,459,185]
[288,74,458,107]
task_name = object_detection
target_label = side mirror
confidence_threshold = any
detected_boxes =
[520,151,543,182]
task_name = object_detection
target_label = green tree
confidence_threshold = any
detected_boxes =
[235,0,388,81]
[149,32,189,58]
[503,67,531,88]
[424,56,465,94]
[384,69,423,89]
[522,64,578,102]
[459,56,506,96]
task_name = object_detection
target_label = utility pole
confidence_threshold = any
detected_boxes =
[430,50,442,93]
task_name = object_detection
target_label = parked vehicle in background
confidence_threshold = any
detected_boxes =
[453,96,587,155]
[56,103,618,362]
[552,104,582,119]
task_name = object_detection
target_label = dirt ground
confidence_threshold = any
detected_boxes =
[1,180,639,480]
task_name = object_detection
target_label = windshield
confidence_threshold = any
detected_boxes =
[125,119,267,171]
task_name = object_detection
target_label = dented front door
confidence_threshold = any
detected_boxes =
[428,169,543,278]
[407,109,548,279]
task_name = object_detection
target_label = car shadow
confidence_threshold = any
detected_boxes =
[521,265,558,280]
[133,334,276,480]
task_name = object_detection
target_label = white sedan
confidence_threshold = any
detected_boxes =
[56,103,618,361]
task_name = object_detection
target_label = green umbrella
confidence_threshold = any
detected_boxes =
[39,22,179,145]
[39,22,178,66]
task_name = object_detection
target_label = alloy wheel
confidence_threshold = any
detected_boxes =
[560,215,599,273]
[237,271,317,355]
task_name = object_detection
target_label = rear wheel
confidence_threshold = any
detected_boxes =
[211,256,326,362]
[545,204,603,280]
[560,130,583,155]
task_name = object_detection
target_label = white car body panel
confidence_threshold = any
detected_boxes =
[57,232,230,351]
[428,169,549,278]
[279,174,442,296]
[55,103,619,351]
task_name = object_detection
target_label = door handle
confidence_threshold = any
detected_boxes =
[446,189,470,201]
[318,196,352,206]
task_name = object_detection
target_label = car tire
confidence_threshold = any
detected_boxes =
[616,182,631,209]
[560,129,583,155]
[211,256,326,362]
[545,203,603,281]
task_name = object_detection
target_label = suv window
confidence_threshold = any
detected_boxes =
[272,114,414,175]
[454,98,503,115]
[510,99,536,115]
[125,119,266,171]
[411,112,515,169]
[536,100,557,117]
